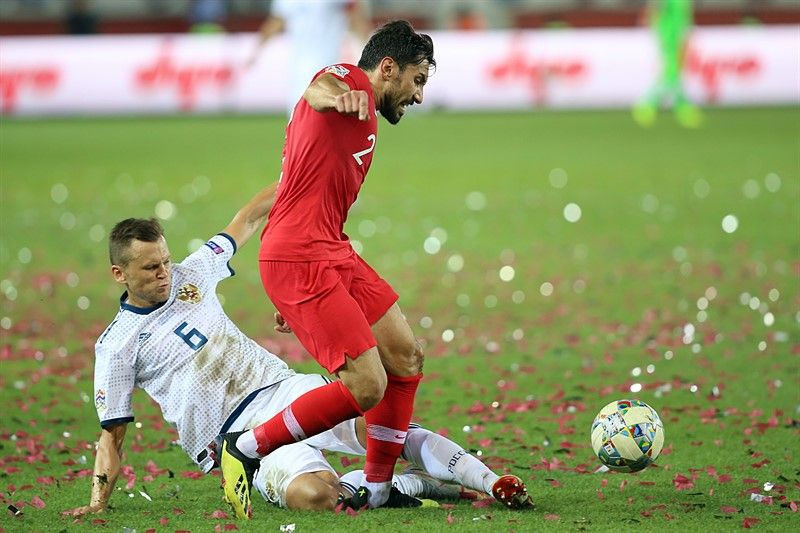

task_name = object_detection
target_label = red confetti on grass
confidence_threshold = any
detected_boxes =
[472,499,493,508]
[545,514,560,520]
[446,511,455,524]
[742,517,760,528]
[790,501,798,513]
[717,474,732,483]
[211,509,229,519]
[30,495,45,509]
[159,517,169,525]
[720,506,738,514]
[181,471,203,479]
[596,490,605,501]
[673,474,694,491]
[340,456,360,468]
[91,519,107,525]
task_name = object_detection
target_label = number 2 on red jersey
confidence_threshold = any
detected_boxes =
[352,134,376,166]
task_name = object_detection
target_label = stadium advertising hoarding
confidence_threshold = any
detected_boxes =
[0,26,797,116]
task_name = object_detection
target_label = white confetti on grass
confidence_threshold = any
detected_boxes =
[563,203,582,223]
[155,200,176,220]
[465,191,486,211]
[548,168,568,189]
[721,214,738,233]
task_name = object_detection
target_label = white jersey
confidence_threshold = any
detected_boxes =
[93,233,295,471]
[273,0,352,111]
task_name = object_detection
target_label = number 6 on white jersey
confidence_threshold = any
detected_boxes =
[352,134,376,166]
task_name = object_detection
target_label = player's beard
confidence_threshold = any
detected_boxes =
[379,86,408,125]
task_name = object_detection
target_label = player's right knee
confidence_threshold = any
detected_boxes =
[340,350,387,410]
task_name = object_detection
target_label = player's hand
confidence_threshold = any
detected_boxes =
[334,90,370,121]
[62,503,106,517]
[274,312,292,334]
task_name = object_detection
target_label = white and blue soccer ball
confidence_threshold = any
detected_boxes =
[590,399,665,473]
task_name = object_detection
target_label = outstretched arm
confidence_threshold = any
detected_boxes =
[222,182,278,248]
[303,74,370,121]
[64,423,128,516]
[246,15,285,68]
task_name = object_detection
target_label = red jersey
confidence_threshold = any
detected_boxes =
[260,64,378,261]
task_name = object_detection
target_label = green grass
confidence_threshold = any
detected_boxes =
[1,108,798,532]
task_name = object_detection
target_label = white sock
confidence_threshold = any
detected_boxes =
[391,473,425,498]
[234,429,261,459]
[339,470,363,496]
[340,469,424,499]
[403,426,499,496]
[363,480,391,507]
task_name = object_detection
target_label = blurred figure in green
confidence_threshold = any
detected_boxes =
[633,0,703,128]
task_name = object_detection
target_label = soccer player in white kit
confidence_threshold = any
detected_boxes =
[64,183,532,517]
[246,0,371,116]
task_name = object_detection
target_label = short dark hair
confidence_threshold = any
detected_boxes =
[109,218,164,266]
[358,20,435,72]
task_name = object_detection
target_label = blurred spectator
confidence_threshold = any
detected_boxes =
[453,5,487,30]
[189,0,227,33]
[65,0,97,35]
[246,0,371,116]
[633,0,703,128]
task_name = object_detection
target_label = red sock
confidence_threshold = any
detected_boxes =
[363,373,422,482]
[253,380,363,456]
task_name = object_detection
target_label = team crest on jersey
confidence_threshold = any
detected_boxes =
[138,332,151,344]
[95,389,106,412]
[325,64,350,78]
[177,283,202,304]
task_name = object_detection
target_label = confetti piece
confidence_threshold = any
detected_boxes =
[742,517,760,528]
[30,496,46,509]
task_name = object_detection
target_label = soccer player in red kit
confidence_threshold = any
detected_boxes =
[216,21,436,518]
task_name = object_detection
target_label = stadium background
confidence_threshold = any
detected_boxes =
[1,1,798,531]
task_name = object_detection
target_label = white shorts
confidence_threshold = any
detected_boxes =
[227,373,365,508]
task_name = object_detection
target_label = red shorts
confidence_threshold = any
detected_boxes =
[259,253,399,374]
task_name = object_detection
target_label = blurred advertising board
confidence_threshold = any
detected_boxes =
[1,26,797,116]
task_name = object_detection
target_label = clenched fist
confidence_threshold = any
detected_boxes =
[334,90,370,121]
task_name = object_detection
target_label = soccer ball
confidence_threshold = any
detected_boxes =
[590,399,664,473]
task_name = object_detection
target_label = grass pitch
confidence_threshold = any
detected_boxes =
[1,107,798,532]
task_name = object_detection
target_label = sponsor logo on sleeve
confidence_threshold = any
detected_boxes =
[176,283,202,304]
[324,65,350,78]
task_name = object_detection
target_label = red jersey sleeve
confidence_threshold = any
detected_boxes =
[313,64,362,91]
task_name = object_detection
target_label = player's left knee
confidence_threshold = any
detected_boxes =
[385,338,422,376]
